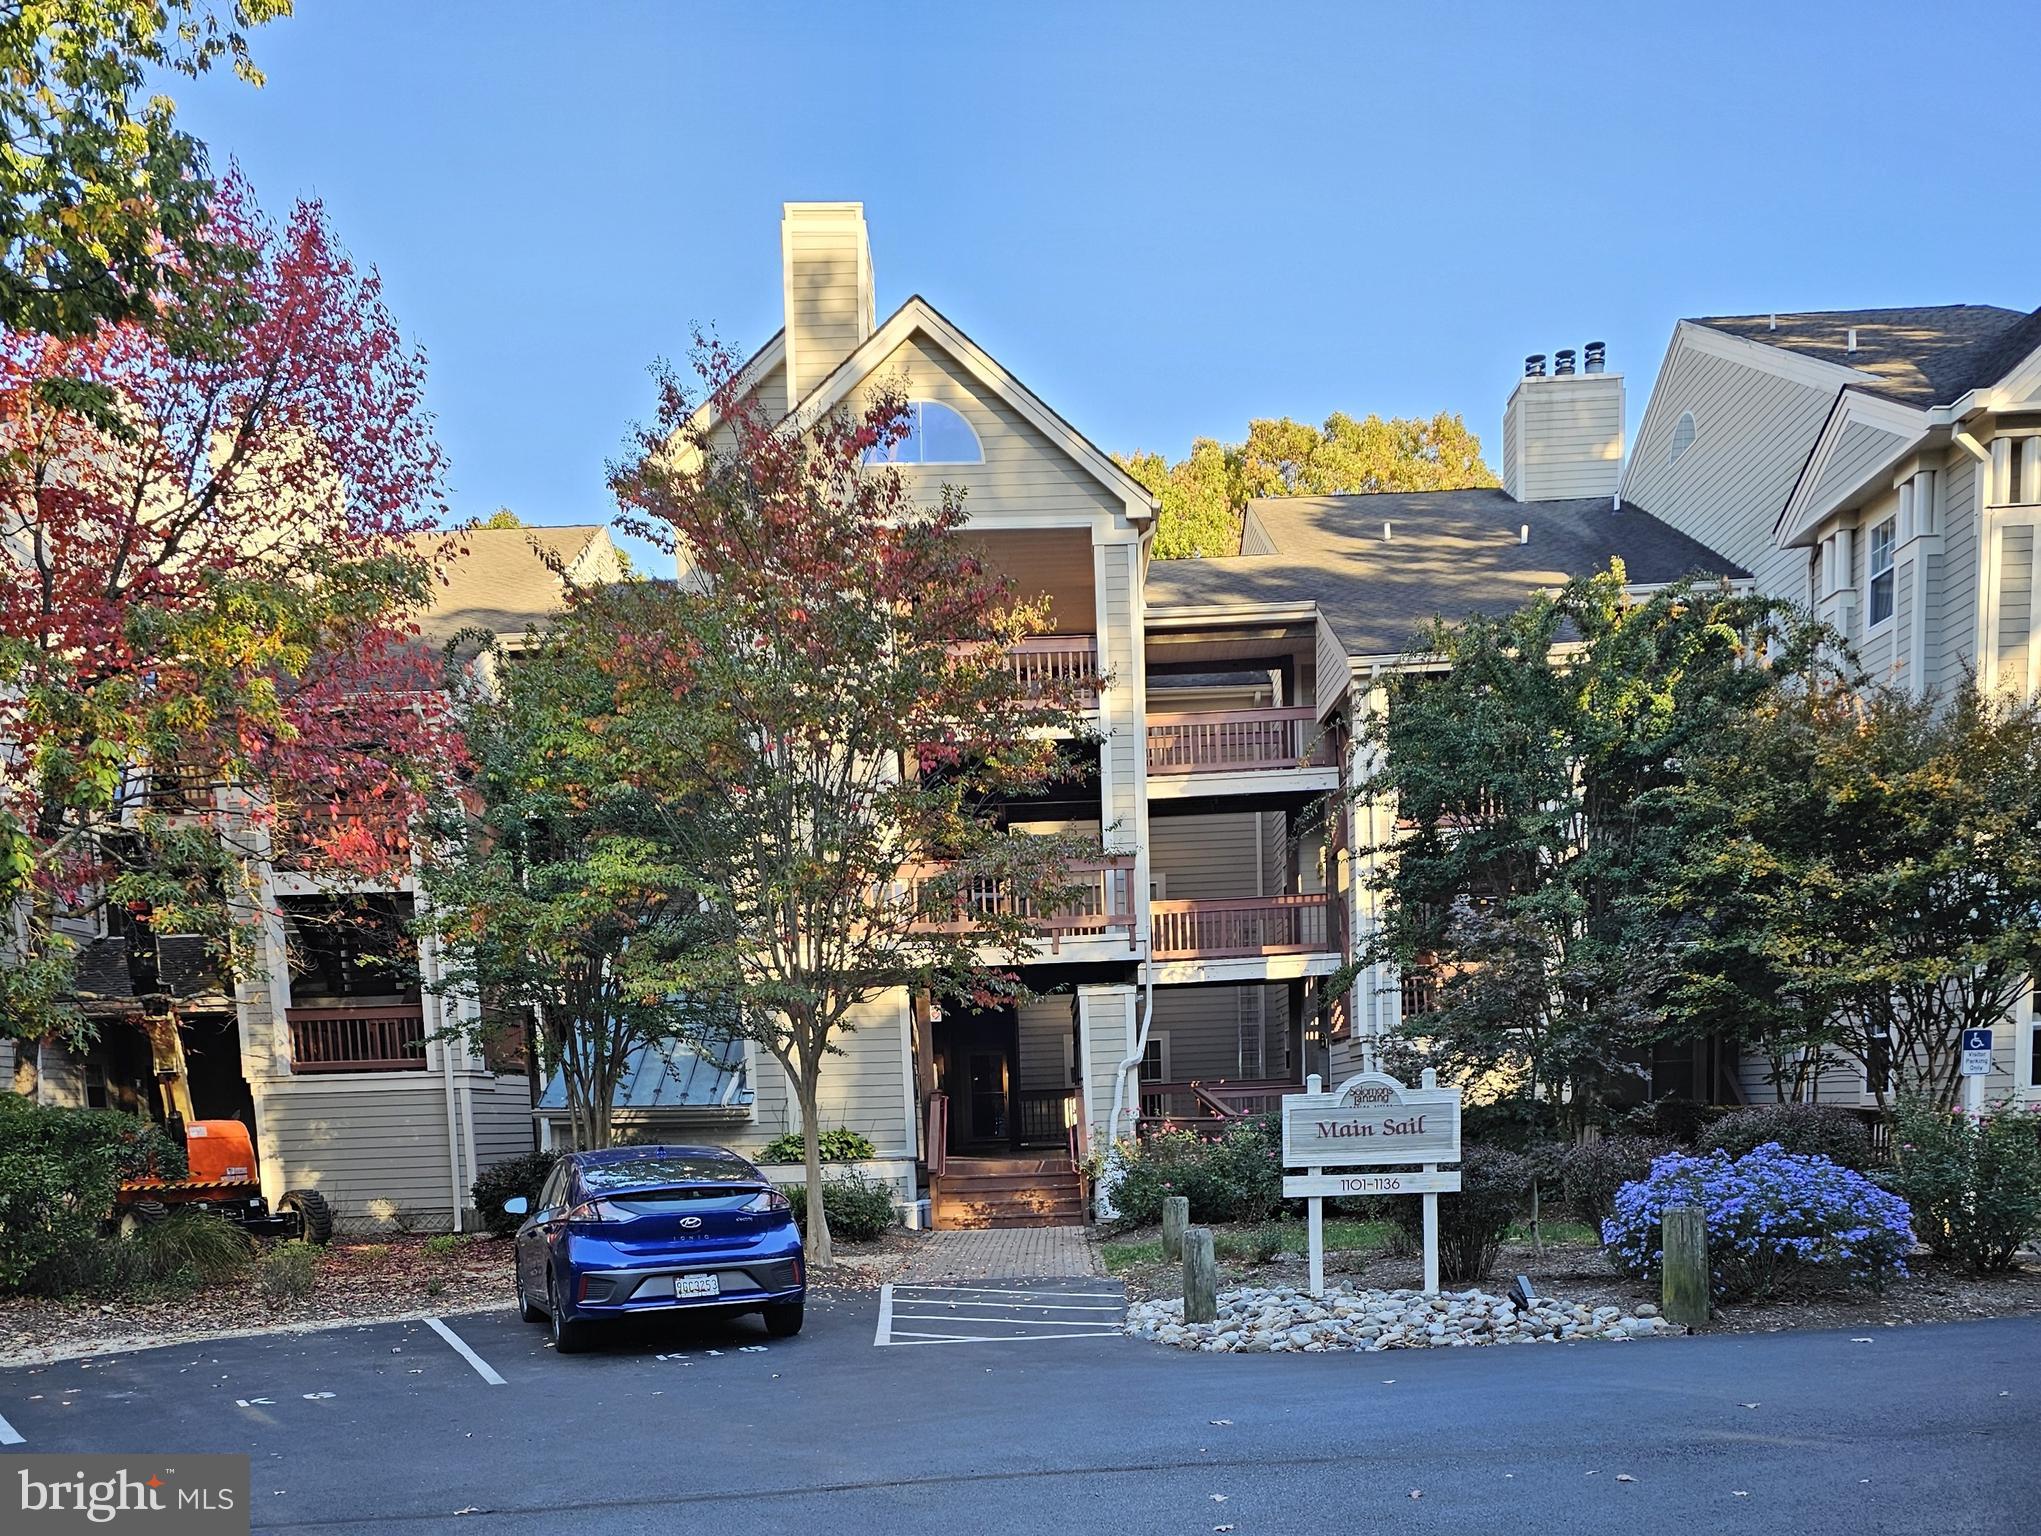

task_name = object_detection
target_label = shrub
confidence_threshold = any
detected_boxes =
[471,1150,562,1239]
[1602,1143,1913,1301]
[1698,1104,1878,1172]
[1559,1136,1681,1225]
[761,1127,877,1164]
[1890,1099,2041,1274]
[1609,1099,1720,1146]
[1106,1115,1284,1229]
[781,1169,896,1242]
[423,1233,473,1258]
[0,1096,186,1296]
[1389,1144,1530,1283]
[126,1209,252,1286]
[257,1241,320,1305]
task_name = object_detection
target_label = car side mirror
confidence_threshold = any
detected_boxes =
[503,1196,529,1217]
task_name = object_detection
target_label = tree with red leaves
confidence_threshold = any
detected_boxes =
[0,174,458,1047]
[550,340,1110,1262]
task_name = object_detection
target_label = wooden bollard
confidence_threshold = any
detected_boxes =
[1161,1195,1189,1261]
[1183,1226,1218,1324]
[1661,1202,1710,1329]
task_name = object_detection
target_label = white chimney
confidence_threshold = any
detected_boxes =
[1502,343,1624,504]
[1382,522,1393,542]
[1846,326,1859,355]
[1519,524,1530,545]
[782,202,877,401]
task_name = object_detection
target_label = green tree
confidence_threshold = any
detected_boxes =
[600,338,1107,1264]
[416,592,730,1154]
[1119,409,1497,558]
[1360,566,1815,1124]
[1669,677,2041,1109]
[0,1,290,348]
[479,508,522,529]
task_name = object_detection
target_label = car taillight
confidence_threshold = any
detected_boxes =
[742,1189,791,1213]
[563,1199,632,1224]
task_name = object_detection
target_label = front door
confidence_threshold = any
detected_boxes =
[937,1006,1017,1152]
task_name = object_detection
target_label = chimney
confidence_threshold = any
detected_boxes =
[1502,342,1625,503]
[1519,524,1530,545]
[782,202,877,401]
[1846,326,1859,355]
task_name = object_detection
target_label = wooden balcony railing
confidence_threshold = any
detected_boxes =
[1017,1088,1076,1147]
[1146,706,1333,775]
[1149,893,1337,959]
[1137,1077,1301,1133]
[1000,635,1099,702]
[286,1004,428,1073]
[905,857,1138,951]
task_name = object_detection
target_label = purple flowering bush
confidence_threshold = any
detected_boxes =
[1601,1142,1914,1301]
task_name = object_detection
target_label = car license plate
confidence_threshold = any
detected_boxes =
[675,1273,718,1298]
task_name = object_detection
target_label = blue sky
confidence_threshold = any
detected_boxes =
[170,2,2040,574]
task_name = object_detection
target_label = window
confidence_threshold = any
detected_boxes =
[1867,517,1896,626]
[862,399,983,465]
[1669,411,1697,467]
[1138,1033,1171,1084]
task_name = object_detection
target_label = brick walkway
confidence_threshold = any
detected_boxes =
[896,1225,1103,1283]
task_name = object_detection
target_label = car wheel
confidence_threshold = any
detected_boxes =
[548,1271,591,1354]
[277,1189,334,1245]
[762,1299,804,1338]
[516,1260,545,1324]
[116,1200,170,1239]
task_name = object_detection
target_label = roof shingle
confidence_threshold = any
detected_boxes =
[1691,305,2039,405]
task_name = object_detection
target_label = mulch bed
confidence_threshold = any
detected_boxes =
[1102,1228,2041,1334]
[0,1228,930,1366]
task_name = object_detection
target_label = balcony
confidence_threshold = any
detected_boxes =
[286,1004,428,1073]
[998,635,1099,704]
[1146,706,1338,801]
[1148,892,1341,982]
[905,857,1137,957]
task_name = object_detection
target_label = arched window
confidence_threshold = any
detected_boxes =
[1669,410,1697,467]
[864,399,984,466]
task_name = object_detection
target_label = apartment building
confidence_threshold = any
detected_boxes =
[1618,305,2041,1106]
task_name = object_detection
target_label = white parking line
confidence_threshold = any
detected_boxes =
[883,1296,1123,1311]
[889,1284,1123,1299]
[425,1317,506,1386]
[890,1314,1122,1328]
[882,1329,1124,1346]
[874,1284,896,1347]
[0,1408,22,1445]
[875,1280,1127,1346]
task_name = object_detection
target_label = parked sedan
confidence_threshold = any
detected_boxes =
[504,1145,804,1353]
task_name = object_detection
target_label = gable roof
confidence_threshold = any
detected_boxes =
[1690,306,2038,405]
[1145,489,1746,661]
[411,524,609,646]
[783,295,1159,521]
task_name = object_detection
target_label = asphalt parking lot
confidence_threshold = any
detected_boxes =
[2,1285,2037,1534]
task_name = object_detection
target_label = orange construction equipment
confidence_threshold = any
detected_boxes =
[115,1119,333,1243]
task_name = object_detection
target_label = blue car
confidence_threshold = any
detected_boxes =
[504,1145,804,1353]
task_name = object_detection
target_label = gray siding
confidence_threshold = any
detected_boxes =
[1100,541,1142,851]
[1151,985,1266,1079]
[257,1077,461,1233]
[1624,344,1836,577]
[1932,455,1980,699]
[1151,812,1264,899]
[738,991,914,1159]
[469,1074,535,1168]
[1018,995,1074,1091]
[1808,421,1908,513]
[1240,507,1279,556]
[1996,524,2033,694]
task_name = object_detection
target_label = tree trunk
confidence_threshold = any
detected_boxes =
[799,1070,833,1268]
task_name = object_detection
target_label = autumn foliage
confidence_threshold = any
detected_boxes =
[0,175,459,1037]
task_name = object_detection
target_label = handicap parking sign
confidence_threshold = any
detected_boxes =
[1960,1029,1993,1076]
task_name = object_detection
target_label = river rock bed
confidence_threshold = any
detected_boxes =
[1125,1283,1675,1352]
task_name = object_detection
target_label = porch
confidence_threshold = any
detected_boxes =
[1146,705,1340,801]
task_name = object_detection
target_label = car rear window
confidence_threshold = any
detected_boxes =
[578,1155,758,1192]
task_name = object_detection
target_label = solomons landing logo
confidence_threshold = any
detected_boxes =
[8,1455,248,1534]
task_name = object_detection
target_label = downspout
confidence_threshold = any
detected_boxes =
[423,926,465,1233]
[1104,960,1157,1150]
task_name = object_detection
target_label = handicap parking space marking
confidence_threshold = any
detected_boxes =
[875,1279,1128,1346]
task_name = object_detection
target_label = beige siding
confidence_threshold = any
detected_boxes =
[1100,541,1142,851]
[256,1076,460,1233]
[1314,613,1351,712]
[968,529,1095,635]
[1080,984,1136,1148]
[1624,345,1836,577]
[1506,375,1623,501]
[1809,422,1909,514]
[1240,506,1278,556]
[1500,402,1520,501]
[861,336,1121,525]
[737,992,915,1159]
[784,217,868,399]
[1151,812,1263,899]
[748,359,789,422]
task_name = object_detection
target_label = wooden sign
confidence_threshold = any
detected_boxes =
[1282,1069,1464,1299]
[1282,1169,1462,1199]
[1281,1072,1460,1167]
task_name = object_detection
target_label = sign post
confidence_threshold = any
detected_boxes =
[1960,1027,1993,1114]
[1282,1068,1462,1298]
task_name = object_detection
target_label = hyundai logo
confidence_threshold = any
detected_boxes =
[677,1216,703,1229]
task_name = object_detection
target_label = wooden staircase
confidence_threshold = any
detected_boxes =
[932,1156,1085,1229]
